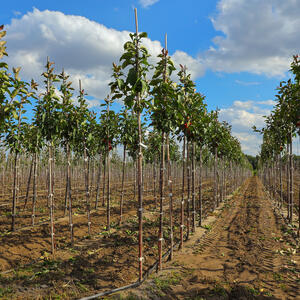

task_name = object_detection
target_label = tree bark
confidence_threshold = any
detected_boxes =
[180,136,186,249]
[24,157,33,210]
[119,144,126,224]
[158,132,165,270]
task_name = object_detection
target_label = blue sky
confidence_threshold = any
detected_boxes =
[2,0,300,155]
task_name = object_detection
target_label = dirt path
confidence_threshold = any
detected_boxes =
[123,177,300,300]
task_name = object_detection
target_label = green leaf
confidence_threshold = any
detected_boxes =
[139,32,147,38]
[127,68,137,86]
[12,110,18,120]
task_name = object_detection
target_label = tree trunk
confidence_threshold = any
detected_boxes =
[166,135,173,260]
[153,158,157,208]
[289,135,293,223]
[95,152,102,210]
[119,144,126,224]
[279,153,283,208]
[107,149,111,232]
[198,147,202,226]
[191,142,196,233]
[102,156,106,207]
[66,143,74,245]
[214,146,218,210]
[286,144,290,220]
[24,157,33,210]
[84,147,91,235]
[31,152,38,226]
[11,152,18,231]
[158,132,165,271]
[186,140,191,240]
[180,136,186,249]
[48,144,55,256]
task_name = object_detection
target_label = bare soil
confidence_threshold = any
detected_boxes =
[119,177,300,300]
[0,179,224,299]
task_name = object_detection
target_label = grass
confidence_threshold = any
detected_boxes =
[0,286,13,297]
[153,272,181,291]
[246,286,260,296]
[211,283,227,296]
[273,272,284,282]
[202,224,212,231]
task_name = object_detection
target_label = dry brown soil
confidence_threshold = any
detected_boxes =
[0,180,222,299]
[120,177,300,300]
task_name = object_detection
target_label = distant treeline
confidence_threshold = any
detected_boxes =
[246,154,300,171]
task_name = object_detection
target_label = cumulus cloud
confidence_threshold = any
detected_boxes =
[5,8,204,105]
[257,100,276,106]
[235,80,261,86]
[219,100,272,155]
[219,99,300,155]
[139,0,160,8]
[204,0,300,76]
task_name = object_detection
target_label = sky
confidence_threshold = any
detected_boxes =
[1,0,300,155]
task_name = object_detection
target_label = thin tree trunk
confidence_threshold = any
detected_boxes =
[107,149,111,232]
[214,146,218,210]
[67,143,74,245]
[119,144,126,224]
[279,153,283,208]
[158,132,165,271]
[153,158,157,208]
[24,157,33,210]
[63,145,70,217]
[286,144,290,220]
[134,8,144,281]
[134,160,137,200]
[11,97,24,231]
[191,141,196,233]
[31,152,37,226]
[289,135,293,223]
[11,152,18,231]
[95,152,102,210]
[49,144,55,256]
[180,136,186,249]
[102,156,106,207]
[186,140,191,240]
[166,135,173,260]
[84,147,91,235]
[198,147,202,226]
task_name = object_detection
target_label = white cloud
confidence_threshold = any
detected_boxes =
[139,0,160,8]
[219,100,272,155]
[257,100,276,106]
[231,100,254,110]
[235,80,261,86]
[204,0,300,76]
[5,8,204,106]
[172,50,205,80]
[219,99,300,155]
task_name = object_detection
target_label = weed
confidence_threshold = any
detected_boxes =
[202,224,212,231]
[211,283,227,296]
[273,272,284,282]
[154,272,181,291]
[75,281,89,292]
[0,287,13,297]
[246,286,260,296]
[279,283,287,291]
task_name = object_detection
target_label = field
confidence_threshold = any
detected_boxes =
[0,161,237,299]
[0,161,299,299]
[115,177,300,300]
[0,11,299,300]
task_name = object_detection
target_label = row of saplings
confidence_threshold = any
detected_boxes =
[0,10,252,280]
[254,54,300,238]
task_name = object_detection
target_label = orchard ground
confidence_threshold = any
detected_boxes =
[114,177,300,300]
